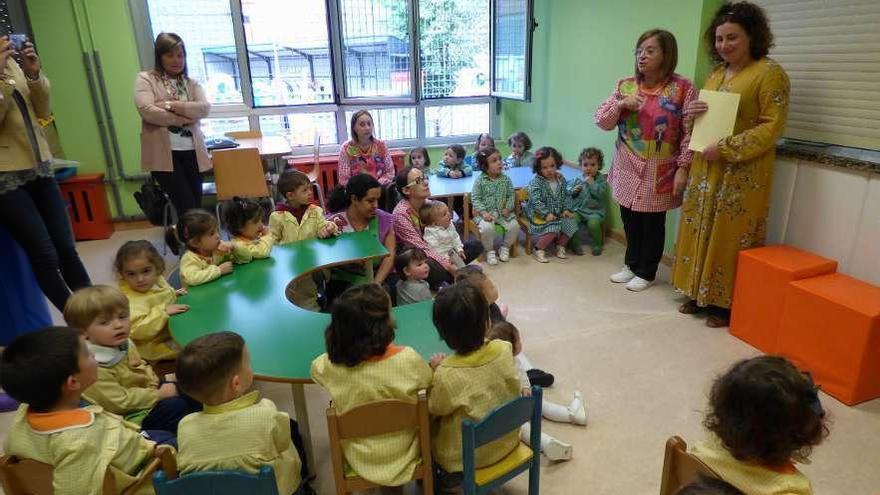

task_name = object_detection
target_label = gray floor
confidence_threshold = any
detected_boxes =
[2,226,878,494]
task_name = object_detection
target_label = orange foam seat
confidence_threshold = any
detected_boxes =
[730,245,837,353]
[777,273,880,405]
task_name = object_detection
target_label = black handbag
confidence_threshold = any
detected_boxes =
[133,181,171,226]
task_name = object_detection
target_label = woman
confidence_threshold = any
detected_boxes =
[595,29,697,292]
[338,110,398,211]
[673,2,789,328]
[392,166,482,288]
[134,32,211,216]
[0,36,91,311]
[325,173,396,303]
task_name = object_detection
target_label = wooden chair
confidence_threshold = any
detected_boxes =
[211,147,275,225]
[658,436,722,495]
[461,386,542,495]
[225,130,262,140]
[283,135,327,210]
[515,188,533,254]
[325,389,433,495]
[0,445,174,495]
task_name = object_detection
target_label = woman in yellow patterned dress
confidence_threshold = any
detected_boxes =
[672,1,790,327]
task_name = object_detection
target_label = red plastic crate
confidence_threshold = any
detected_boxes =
[59,173,114,241]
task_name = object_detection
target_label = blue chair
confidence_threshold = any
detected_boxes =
[461,385,542,495]
[153,465,297,495]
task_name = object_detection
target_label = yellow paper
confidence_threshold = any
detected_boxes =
[689,89,741,152]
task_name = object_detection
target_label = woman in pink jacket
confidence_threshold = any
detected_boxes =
[134,32,211,216]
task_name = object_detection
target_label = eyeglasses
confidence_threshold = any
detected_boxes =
[405,176,427,188]
[634,48,660,57]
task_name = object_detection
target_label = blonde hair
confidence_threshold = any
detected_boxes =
[63,285,130,330]
[418,200,446,226]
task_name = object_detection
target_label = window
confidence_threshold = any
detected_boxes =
[424,103,491,138]
[419,0,490,99]
[491,0,534,101]
[345,108,417,141]
[201,117,250,139]
[258,112,339,146]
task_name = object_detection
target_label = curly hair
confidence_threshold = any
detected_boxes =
[578,147,605,170]
[325,284,395,367]
[532,146,563,174]
[223,196,264,237]
[114,240,165,277]
[704,2,774,63]
[703,356,828,467]
[475,146,500,172]
[507,131,532,151]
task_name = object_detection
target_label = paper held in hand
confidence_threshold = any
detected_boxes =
[688,89,741,152]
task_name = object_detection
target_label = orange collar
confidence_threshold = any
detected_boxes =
[366,344,405,362]
[759,460,797,474]
[26,408,95,434]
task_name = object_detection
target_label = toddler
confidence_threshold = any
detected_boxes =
[394,248,432,305]
[505,131,534,169]
[224,196,274,263]
[691,356,828,495]
[464,133,495,170]
[175,209,237,286]
[471,147,519,265]
[312,283,433,487]
[569,147,609,256]
[437,144,472,179]
[527,146,579,263]
[421,200,466,269]
[408,146,431,173]
[115,240,187,361]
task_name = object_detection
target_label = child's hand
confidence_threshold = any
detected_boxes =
[481,212,494,222]
[501,208,510,217]
[216,241,233,254]
[157,382,179,399]
[166,304,190,316]
[562,210,575,219]
[546,213,557,222]
[521,387,532,397]
[586,175,595,184]
[318,223,336,238]
[430,352,447,370]
[219,261,234,275]
[175,288,188,296]
[261,225,271,237]
[451,170,462,179]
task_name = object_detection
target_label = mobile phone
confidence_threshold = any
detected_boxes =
[9,34,26,51]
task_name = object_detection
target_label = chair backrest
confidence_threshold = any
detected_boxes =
[659,436,723,495]
[0,455,54,495]
[515,188,529,214]
[225,130,262,139]
[212,148,271,201]
[326,389,433,494]
[153,465,278,495]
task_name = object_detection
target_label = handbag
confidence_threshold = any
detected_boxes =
[133,181,171,226]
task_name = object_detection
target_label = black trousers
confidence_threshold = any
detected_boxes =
[619,205,666,282]
[151,150,203,216]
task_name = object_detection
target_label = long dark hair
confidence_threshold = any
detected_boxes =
[326,173,382,213]
[153,32,188,78]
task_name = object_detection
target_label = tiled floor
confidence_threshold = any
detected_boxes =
[2,226,878,494]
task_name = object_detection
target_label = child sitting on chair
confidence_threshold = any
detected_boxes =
[269,169,339,310]
[1,327,168,495]
[176,331,314,495]
[408,146,431,173]
[65,286,200,435]
[568,147,609,256]
[471,147,519,266]
[504,131,535,169]
[436,144,472,179]
[421,200,466,269]
[428,283,521,491]
[691,356,828,495]
[395,248,433,305]
[224,196,274,263]
[311,283,433,488]
[175,209,238,287]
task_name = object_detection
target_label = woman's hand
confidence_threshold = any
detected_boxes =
[702,142,721,161]
[686,100,709,117]
[617,94,645,112]
[673,167,689,196]
[546,213,557,222]
[0,37,14,71]
[165,303,190,316]
[19,41,40,78]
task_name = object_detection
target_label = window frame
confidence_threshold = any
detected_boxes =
[130,0,513,155]
[490,0,535,101]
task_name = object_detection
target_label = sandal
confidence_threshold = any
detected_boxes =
[678,300,704,315]
[706,314,730,328]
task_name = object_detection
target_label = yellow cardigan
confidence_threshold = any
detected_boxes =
[119,277,180,361]
[429,339,522,473]
[4,405,157,495]
[231,234,275,263]
[82,340,160,419]
[311,345,433,486]
[177,391,302,495]
[179,249,236,287]
[268,204,338,245]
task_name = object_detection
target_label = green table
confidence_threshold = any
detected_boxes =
[170,230,446,474]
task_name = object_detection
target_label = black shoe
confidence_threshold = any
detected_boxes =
[527,368,554,388]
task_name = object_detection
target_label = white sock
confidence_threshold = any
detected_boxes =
[521,424,572,461]
[568,391,583,414]
[517,353,534,372]
[542,400,574,423]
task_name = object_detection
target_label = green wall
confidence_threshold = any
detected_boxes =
[499,0,723,253]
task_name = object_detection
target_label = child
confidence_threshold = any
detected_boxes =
[421,200,466,269]
[115,240,188,362]
[527,146,579,263]
[408,146,431,173]
[394,248,432,305]
[453,265,506,325]
[464,133,495,170]
[487,321,585,462]
[176,209,236,286]
[436,144,472,179]
[691,356,828,495]
[224,196,274,263]
[311,283,433,487]
[64,285,201,434]
[569,147,609,256]
[270,169,339,310]
[428,283,521,489]
[176,331,311,495]
[678,477,745,495]
[505,131,534,169]
[1,327,162,494]
[471,147,519,265]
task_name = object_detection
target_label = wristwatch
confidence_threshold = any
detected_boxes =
[164,101,172,111]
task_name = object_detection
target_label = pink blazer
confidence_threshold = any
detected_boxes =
[134,71,212,173]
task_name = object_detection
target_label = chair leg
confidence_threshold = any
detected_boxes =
[215,202,223,230]
[314,182,326,210]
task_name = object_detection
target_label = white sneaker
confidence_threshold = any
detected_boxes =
[610,266,635,283]
[486,250,498,266]
[543,437,573,462]
[556,246,567,259]
[625,276,654,292]
[534,249,549,263]
[568,391,587,426]
[498,245,510,262]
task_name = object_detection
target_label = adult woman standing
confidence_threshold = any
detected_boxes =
[595,29,697,292]
[135,32,211,216]
[0,36,91,311]
[673,2,789,327]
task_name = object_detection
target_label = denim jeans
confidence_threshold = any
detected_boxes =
[0,176,91,311]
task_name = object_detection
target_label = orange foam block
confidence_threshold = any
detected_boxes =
[777,273,880,405]
[730,245,837,353]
